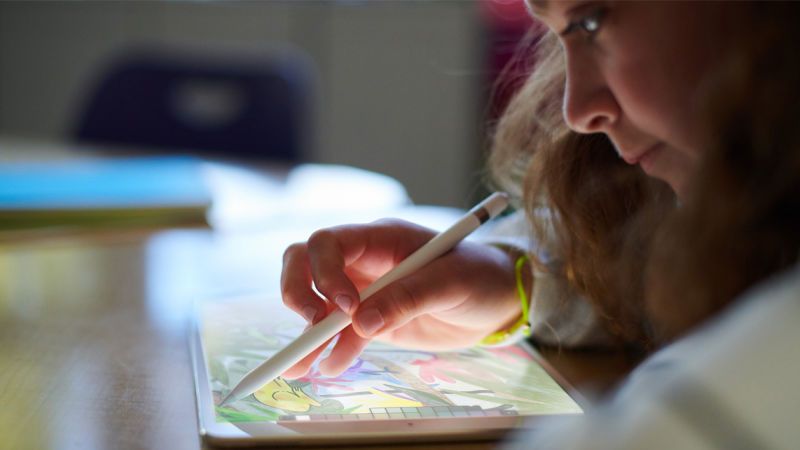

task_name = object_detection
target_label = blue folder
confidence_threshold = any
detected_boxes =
[0,156,211,230]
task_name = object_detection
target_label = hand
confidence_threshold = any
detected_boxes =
[279,218,523,378]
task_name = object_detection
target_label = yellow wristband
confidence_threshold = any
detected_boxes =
[480,254,532,346]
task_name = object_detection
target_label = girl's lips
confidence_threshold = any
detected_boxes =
[621,142,662,167]
[638,143,664,174]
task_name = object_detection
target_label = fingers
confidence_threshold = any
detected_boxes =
[281,326,370,379]
[283,221,435,319]
[281,334,334,379]
[281,242,327,323]
[280,220,444,378]
[304,221,434,314]
[319,327,371,377]
[306,228,361,315]
[350,249,475,339]
[280,224,390,379]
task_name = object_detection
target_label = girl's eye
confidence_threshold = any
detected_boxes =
[562,8,608,38]
[579,12,603,34]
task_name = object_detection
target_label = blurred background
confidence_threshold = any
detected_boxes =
[0,7,644,450]
[0,0,534,208]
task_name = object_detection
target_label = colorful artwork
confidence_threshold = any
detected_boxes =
[199,297,582,423]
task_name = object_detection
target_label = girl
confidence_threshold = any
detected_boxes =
[281,2,800,447]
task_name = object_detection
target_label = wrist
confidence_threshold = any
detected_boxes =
[480,253,532,347]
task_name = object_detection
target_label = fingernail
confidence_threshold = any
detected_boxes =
[334,294,353,313]
[357,308,384,336]
[302,305,317,323]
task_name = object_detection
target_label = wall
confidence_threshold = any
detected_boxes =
[0,1,488,207]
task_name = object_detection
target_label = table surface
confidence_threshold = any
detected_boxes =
[0,228,641,450]
[0,140,641,449]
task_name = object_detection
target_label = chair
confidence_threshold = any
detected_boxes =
[73,44,314,162]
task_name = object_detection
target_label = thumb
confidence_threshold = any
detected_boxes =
[350,256,466,338]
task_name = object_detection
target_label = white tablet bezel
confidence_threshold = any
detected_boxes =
[190,318,587,447]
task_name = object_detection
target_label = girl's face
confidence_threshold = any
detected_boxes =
[530,1,744,197]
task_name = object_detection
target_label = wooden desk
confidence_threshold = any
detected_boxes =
[0,138,639,449]
[0,227,640,450]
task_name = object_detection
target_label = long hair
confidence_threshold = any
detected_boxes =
[488,3,800,347]
[645,2,800,340]
[488,32,673,348]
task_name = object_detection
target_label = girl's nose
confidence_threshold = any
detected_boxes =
[562,52,620,134]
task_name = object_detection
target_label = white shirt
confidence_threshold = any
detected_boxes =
[504,262,800,449]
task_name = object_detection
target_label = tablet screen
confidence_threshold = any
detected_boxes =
[197,297,582,426]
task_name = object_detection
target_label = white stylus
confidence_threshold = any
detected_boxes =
[220,192,510,406]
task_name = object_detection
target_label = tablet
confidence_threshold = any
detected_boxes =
[191,295,584,447]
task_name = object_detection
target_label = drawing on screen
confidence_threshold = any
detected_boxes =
[201,298,582,423]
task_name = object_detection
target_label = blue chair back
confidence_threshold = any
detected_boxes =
[74,46,313,162]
